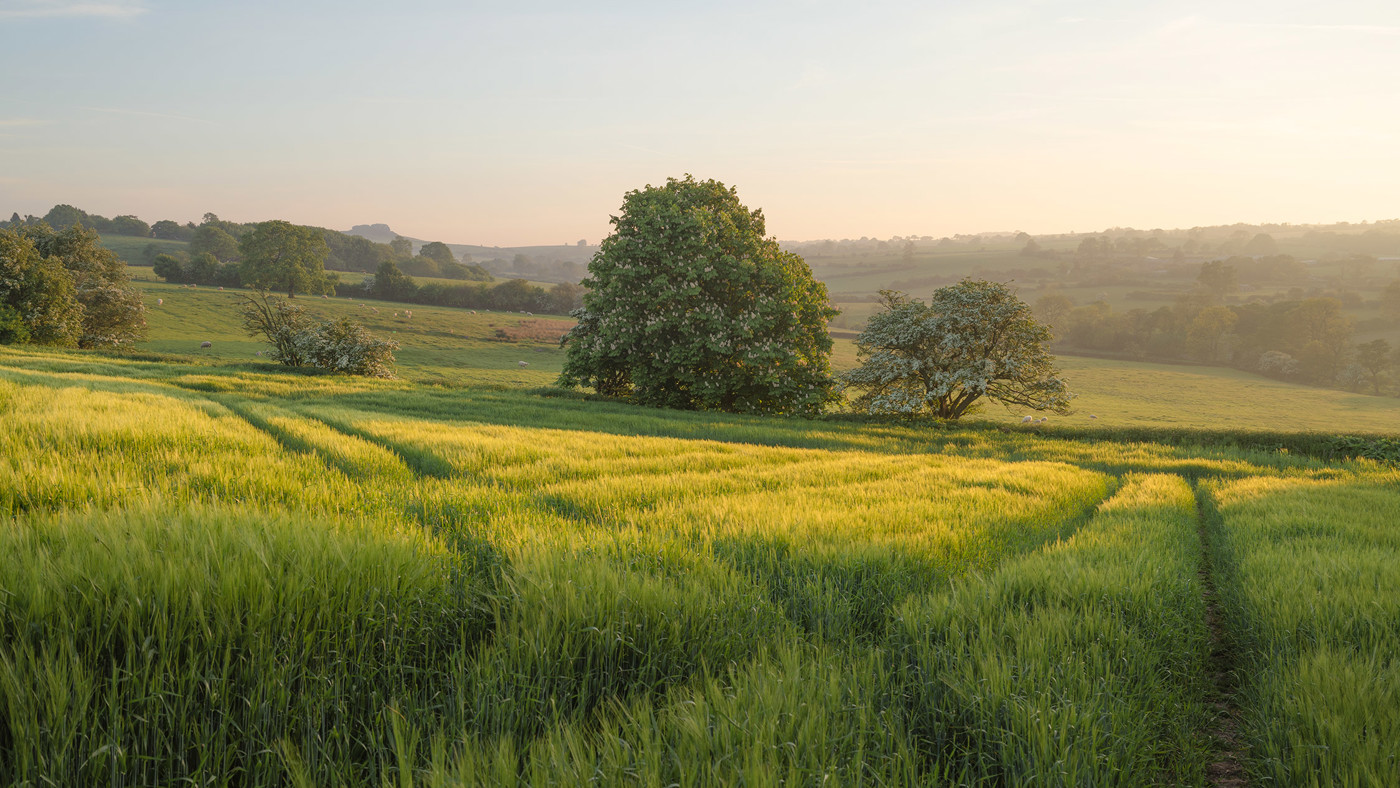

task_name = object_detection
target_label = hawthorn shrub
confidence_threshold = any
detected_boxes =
[240,291,397,378]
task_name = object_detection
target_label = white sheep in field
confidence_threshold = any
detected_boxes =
[1021,415,1034,423]
[1089,414,1098,419]
[518,361,529,368]
[218,286,224,291]
[1038,417,1049,423]
[157,298,163,305]
[200,341,212,348]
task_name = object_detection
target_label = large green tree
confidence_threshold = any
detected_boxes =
[842,281,1073,420]
[418,241,456,268]
[190,224,240,262]
[239,220,334,298]
[21,223,146,346]
[559,175,837,415]
[0,228,84,346]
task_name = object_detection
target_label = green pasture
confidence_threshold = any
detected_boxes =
[131,276,1400,435]
[133,279,568,386]
[98,234,189,264]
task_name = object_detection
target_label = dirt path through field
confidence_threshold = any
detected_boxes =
[1193,482,1248,787]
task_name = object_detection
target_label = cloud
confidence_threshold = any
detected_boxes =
[0,0,147,19]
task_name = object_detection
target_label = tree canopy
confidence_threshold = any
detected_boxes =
[1,224,146,347]
[238,220,335,298]
[418,241,456,267]
[559,175,837,415]
[0,229,84,346]
[19,223,147,346]
[842,280,1072,419]
[191,225,240,262]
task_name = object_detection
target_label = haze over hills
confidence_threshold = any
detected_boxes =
[345,223,598,267]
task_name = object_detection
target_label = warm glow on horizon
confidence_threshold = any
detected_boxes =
[2,1,1398,245]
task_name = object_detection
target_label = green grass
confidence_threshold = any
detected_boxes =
[0,352,1125,785]
[132,271,1400,434]
[99,235,189,264]
[3,317,1398,785]
[1205,473,1400,786]
[888,474,1211,785]
[982,355,1400,434]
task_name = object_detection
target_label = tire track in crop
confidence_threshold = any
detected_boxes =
[297,408,456,479]
[215,396,370,482]
[1192,480,1249,787]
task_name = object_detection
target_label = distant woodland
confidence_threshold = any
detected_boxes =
[7,204,1399,395]
[2,206,586,316]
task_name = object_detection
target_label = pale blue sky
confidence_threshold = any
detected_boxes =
[2,0,1398,245]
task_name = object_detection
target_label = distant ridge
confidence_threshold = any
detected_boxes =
[344,223,596,265]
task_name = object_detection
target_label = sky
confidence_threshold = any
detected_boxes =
[2,0,1398,246]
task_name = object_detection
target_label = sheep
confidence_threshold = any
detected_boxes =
[157,298,163,305]
[218,286,224,291]
[200,341,212,348]
[1021,415,1034,423]
[256,350,263,357]
[518,361,529,368]
[322,294,329,299]
[1089,414,1098,419]
[1038,417,1049,423]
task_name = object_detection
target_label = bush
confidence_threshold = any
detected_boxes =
[240,291,398,377]
[301,317,398,377]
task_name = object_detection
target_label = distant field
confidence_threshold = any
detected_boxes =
[132,275,1400,434]
[99,234,189,263]
[989,356,1400,434]
[132,279,569,387]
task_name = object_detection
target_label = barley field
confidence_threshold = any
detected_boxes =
[1,345,1397,786]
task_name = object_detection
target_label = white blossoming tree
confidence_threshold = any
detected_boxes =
[842,281,1073,419]
[559,175,837,415]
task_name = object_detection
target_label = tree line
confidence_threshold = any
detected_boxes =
[355,261,585,315]
[1036,260,1400,395]
[4,206,493,281]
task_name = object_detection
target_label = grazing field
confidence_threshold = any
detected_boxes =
[98,234,190,264]
[2,345,1397,786]
[134,276,1400,433]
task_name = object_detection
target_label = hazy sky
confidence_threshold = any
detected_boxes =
[2,0,1398,246]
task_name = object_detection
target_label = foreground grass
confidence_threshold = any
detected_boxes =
[1205,474,1400,786]
[433,475,1210,786]
[1,347,1396,786]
